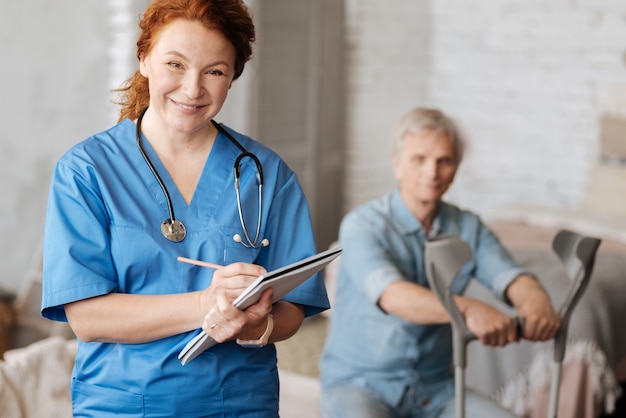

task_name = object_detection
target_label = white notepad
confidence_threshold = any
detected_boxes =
[178,246,342,365]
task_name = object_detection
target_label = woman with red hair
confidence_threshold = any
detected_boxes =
[41,1,329,416]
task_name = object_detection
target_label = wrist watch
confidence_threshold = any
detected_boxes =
[236,314,274,348]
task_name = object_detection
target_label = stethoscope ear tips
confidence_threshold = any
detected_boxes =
[232,234,269,248]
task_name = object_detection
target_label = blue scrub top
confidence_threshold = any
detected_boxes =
[41,119,329,417]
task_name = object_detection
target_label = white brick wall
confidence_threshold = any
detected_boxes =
[343,0,431,209]
[1,1,624,294]
[0,0,112,294]
[343,1,626,239]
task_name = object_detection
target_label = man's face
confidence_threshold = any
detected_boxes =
[392,130,458,207]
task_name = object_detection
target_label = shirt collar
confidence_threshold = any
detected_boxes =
[389,189,448,238]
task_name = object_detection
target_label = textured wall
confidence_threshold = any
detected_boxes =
[0,1,111,294]
[343,0,432,208]
[343,0,626,241]
[2,1,625,294]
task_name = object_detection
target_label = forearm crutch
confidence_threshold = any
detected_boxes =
[424,234,476,418]
[547,230,601,418]
[424,230,600,418]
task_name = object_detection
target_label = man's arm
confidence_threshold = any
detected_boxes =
[378,280,454,323]
[379,281,520,347]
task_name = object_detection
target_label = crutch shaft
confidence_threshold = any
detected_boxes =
[455,366,466,418]
[548,361,562,418]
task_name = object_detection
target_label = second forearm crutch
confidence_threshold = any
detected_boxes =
[547,230,601,418]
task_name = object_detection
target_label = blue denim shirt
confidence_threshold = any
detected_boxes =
[319,190,529,408]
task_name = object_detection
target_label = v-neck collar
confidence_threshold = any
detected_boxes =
[128,120,232,218]
[130,118,242,227]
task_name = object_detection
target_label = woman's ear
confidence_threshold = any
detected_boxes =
[139,54,148,78]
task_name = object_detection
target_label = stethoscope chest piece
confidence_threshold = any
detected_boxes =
[161,219,186,242]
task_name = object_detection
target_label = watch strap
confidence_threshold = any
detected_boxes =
[236,314,274,348]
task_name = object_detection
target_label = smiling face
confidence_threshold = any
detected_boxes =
[392,129,459,215]
[139,18,236,137]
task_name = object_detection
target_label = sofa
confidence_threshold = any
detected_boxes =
[2,221,625,418]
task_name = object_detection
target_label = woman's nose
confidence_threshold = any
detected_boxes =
[182,73,204,98]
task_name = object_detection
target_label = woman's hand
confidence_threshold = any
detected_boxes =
[199,262,267,309]
[202,287,273,343]
[199,262,273,343]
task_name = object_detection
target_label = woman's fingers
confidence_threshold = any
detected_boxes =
[213,262,266,282]
[202,287,273,343]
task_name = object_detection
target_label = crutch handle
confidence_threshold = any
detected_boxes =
[459,316,524,351]
[513,316,525,339]
[463,316,524,342]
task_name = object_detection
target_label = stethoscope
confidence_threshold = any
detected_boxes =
[135,107,269,248]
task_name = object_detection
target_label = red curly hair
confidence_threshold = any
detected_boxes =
[114,0,255,122]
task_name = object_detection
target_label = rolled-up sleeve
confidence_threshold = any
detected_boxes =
[338,210,407,305]
[471,222,534,301]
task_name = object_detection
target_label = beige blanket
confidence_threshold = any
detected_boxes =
[0,337,76,418]
[465,247,626,417]
[492,339,621,417]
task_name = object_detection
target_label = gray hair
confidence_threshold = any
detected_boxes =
[392,107,465,164]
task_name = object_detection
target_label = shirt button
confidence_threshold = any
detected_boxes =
[421,398,430,406]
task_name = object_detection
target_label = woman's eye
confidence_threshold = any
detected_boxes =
[168,62,182,69]
[206,69,225,77]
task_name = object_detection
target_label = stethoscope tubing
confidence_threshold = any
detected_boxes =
[136,107,176,223]
[213,121,266,248]
[136,108,187,242]
[234,165,263,248]
[135,107,266,247]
